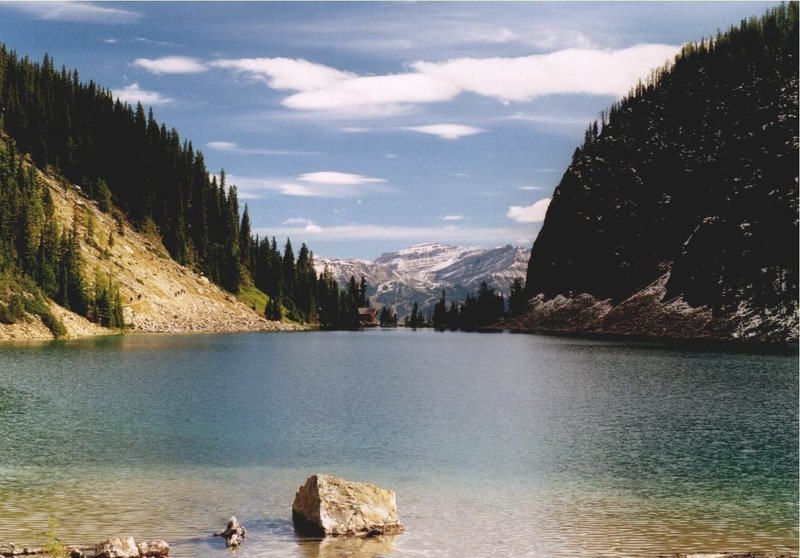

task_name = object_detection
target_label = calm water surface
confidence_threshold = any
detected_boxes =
[0,330,796,557]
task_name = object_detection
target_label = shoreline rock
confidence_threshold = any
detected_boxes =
[0,538,169,558]
[292,474,404,537]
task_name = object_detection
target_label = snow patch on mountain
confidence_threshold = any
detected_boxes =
[315,243,530,318]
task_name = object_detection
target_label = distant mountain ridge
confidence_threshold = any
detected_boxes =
[315,243,529,318]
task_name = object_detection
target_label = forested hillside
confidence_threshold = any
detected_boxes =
[521,4,798,342]
[0,45,363,334]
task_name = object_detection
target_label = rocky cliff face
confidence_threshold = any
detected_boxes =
[521,5,798,344]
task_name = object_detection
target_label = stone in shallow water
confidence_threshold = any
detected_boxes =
[292,474,404,537]
[95,537,139,558]
[215,516,246,548]
[137,539,170,557]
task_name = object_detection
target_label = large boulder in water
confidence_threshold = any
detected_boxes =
[292,474,404,537]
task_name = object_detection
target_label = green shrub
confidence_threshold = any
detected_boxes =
[36,517,68,558]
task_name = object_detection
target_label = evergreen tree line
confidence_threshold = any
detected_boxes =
[0,46,247,293]
[385,278,528,330]
[0,44,373,327]
[0,137,124,332]
[526,3,798,320]
[247,228,370,328]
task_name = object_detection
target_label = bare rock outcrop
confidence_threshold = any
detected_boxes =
[292,474,403,537]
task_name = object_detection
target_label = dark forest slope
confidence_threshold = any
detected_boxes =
[520,4,798,343]
[0,45,367,333]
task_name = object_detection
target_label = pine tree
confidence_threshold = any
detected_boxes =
[432,289,447,329]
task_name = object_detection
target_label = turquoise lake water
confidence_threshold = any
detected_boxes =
[0,330,796,557]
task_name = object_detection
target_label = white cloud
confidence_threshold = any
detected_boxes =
[504,112,592,126]
[134,37,181,47]
[299,172,385,186]
[205,141,315,156]
[133,56,207,74]
[519,185,545,191]
[112,83,172,106]
[282,217,323,232]
[210,57,354,90]
[228,172,387,199]
[207,141,238,151]
[283,217,315,226]
[507,198,551,223]
[402,124,487,140]
[5,1,142,23]
[442,215,464,221]
[411,44,678,102]
[210,44,677,116]
[282,73,460,112]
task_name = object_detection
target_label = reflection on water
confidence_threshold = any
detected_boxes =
[0,331,796,557]
[297,535,397,558]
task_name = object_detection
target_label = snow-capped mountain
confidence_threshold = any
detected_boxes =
[315,243,530,318]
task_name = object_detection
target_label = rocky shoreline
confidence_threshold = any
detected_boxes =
[506,271,799,347]
[1,539,793,558]
[0,537,168,558]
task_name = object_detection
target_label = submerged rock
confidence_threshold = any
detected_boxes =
[292,474,404,537]
[215,516,246,548]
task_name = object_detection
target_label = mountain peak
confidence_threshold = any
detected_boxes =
[317,243,530,319]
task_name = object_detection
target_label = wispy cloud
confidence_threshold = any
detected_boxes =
[133,56,207,74]
[340,124,485,140]
[135,37,182,48]
[519,185,546,191]
[5,1,142,24]
[104,37,182,47]
[442,215,464,221]
[299,172,385,186]
[507,198,551,223]
[503,112,592,126]
[205,141,315,156]
[112,83,172,106]
[230,172,387,200]
[210,57,354,90]
[283,217,322,232]
[402,124,487,140]
[281,7,595,56]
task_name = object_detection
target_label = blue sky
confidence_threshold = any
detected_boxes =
[0,1,778,259]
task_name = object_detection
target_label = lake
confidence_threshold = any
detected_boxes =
[0,330,796,557]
